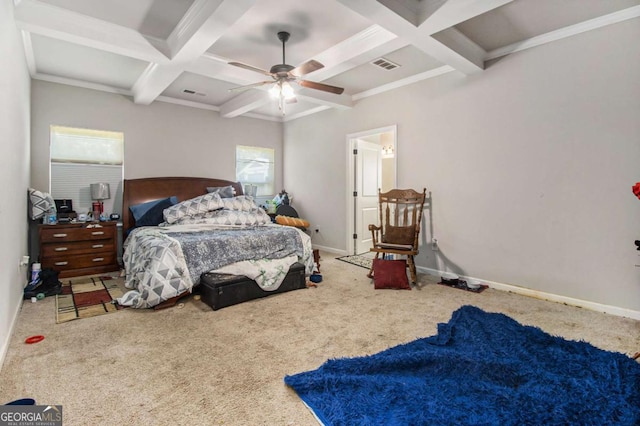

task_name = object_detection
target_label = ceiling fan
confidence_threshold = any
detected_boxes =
[228,31,344,113]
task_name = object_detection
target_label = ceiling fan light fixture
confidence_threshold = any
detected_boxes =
[269,84,280,98]
[227,31,345,116]
[281,81,295,100]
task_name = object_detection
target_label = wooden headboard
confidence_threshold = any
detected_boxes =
[122,177,243,235]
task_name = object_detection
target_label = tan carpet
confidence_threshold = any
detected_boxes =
[1,253,639,425]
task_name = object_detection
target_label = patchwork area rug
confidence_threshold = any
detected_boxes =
[285,305,640,426]
[336,254,373,270]
[56,275,126,323]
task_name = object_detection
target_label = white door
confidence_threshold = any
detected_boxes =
[355,140,382,254]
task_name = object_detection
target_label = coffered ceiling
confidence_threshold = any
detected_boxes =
[13,0,640,121]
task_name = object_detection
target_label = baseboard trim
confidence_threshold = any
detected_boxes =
[312,245,348,256]
[0,291,24,371]
[417,266,640,321]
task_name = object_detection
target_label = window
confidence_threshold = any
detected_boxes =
[235,145,275,196]
[50,125,124,216]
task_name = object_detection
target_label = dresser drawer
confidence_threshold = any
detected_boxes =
[41,252,117,272]
[40,225,115,243]
[39,222,119,278]
[40,239,115,258]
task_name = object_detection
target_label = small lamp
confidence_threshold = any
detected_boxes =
[90,182,110,219]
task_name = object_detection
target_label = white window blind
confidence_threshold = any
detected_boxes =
[236,145,275,196]
[50,126,124,215]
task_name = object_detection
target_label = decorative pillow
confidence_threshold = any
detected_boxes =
[220,195,258,211]
[383,225,415,245]
[206,186,235,198]
[276,215,310,228]
[163,192,223,224]
[28,188,55,220]
[373,258,411,290]
[134,197,175,227]
[167,208,271,226]
[130,196,177,222]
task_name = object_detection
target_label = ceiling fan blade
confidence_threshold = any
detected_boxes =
[228,61,273,77]
[298,80,345,95]
[229,81,273,92]
[289,60,324,77]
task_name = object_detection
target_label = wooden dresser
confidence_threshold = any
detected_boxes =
[39,222,119,278]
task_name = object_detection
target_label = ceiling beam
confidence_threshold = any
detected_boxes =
[13,0,168,64]
[186,53,273,86]
[302,25,409,82]
[132,0,255,105]
[219,90,271,118]
[295,89,353,110]
[336,0,512,74]
[417,0,514,35]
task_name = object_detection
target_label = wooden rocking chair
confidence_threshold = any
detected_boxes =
[367,188,427,284]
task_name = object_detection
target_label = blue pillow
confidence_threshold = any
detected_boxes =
[134,197,175,227]
[130,196,177,222]
[206,186,235,198]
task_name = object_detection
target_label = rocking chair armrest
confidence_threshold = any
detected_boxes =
[368,224,382,245]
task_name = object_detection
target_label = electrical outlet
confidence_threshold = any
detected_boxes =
[20,255,30,266]
[431,238,438,251]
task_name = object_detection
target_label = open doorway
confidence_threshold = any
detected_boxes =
[346,125,397,255]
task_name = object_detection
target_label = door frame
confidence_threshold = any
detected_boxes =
[346,124,397,255]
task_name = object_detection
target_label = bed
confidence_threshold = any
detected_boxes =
[119,177,314,309]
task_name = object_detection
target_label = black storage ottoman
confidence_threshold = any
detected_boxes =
[199,262,306,310]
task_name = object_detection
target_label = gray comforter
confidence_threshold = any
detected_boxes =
[119,223,312,308]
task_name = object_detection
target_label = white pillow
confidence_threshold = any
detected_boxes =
[28,188,54,220]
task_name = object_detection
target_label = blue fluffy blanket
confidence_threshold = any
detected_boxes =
[284,305,640,425]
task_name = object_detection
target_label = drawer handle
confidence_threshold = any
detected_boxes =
[53,233,68,238]
[92,244,104,249]
[55,261,68,266]
[91,231,105,236]
[92,257,104,262]
[54,247,68,252]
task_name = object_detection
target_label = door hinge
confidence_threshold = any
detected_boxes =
[353,148,358,155]
[353,233,357,239]
[353,191,357,197]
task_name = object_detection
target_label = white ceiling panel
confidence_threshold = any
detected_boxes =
[31,34,149,90]
[40,0,194,39]
[162,72,240,105]
[455,0,640,51]
[14,0,640,120]
[324,45,444,95]
[207,0,373,69]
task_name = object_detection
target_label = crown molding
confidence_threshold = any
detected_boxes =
[14,0,168,64]
[486,5,640,61]
[32,73,132,97]
[20,30,36,76]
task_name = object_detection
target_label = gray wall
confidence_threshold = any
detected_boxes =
[0,1,31,365]
[284,19,640,312]
[31,81,283,191]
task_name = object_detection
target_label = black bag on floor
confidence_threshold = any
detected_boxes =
[24,268,62,299]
